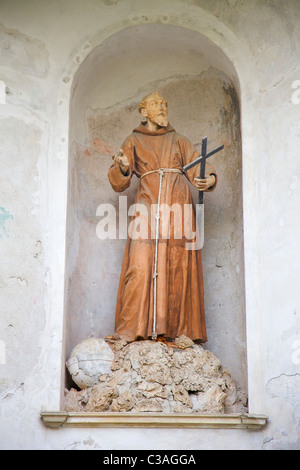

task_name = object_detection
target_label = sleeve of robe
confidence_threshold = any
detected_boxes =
[179,135,218,192]
[108,136,135,192]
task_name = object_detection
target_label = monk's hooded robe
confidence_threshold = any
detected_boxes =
[108,122,217,342]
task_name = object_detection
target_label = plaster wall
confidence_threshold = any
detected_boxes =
[0,0,299,450]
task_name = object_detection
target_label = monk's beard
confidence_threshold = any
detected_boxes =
[154,115,169,127]
[147,110,169,128]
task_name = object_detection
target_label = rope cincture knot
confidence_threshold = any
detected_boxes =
[140,168,182,180]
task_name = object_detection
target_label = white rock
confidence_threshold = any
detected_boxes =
[66,338,114,389]
[64,340,247,414]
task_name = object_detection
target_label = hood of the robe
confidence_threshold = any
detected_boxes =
[133,122,175,136]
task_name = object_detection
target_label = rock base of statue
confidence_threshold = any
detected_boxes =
[64,336,247,414]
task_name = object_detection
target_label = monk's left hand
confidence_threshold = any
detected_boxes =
[194,175,216,191]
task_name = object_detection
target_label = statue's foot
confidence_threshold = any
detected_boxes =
[155,335,178,348]
[105,332,121,343]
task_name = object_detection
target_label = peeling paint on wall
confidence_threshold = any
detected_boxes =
[267,373,300,419]
[0,207,13,238]
[0,23,49,78]
[0,80,6,104]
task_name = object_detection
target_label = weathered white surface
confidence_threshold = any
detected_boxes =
[0,0,299,451]
[66,338,114,389]
[0,80,6,104]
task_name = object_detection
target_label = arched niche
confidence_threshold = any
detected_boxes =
[64,23,247,396]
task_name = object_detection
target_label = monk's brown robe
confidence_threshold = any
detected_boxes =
[108,123,217,342]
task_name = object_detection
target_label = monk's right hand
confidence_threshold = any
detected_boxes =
[113,149,130,175]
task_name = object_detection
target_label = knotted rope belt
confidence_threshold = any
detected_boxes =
[140,168,183,340]
[140,168,183,180]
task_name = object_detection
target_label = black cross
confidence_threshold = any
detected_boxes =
[182,137,224,203]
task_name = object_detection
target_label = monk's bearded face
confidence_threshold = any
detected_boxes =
[143,96,168,127]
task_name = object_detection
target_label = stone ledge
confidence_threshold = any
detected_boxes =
[40,412,268,430]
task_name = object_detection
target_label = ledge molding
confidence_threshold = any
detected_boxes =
[41,412,268,430]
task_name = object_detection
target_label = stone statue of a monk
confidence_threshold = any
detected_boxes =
[107,91,217,343]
